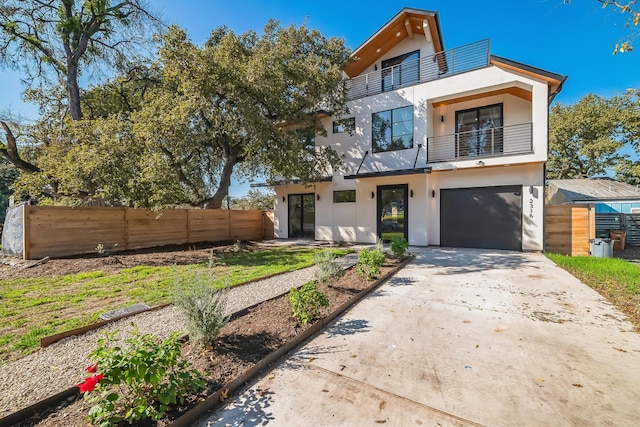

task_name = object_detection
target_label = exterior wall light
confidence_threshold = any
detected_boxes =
[371,191,375,199]
[441,115,444,122]
[317,194,320,201]
[432,190,436,198]
[410,190,414,198]
[282,196,286,202]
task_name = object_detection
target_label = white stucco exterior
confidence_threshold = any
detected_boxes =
[271,9,564,252]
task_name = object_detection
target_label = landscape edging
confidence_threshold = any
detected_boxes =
[168,256,412,427]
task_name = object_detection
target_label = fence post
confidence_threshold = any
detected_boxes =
[22,204,30,260]
[123,207,130,251]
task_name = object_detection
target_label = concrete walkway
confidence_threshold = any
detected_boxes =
[197,248,640,426]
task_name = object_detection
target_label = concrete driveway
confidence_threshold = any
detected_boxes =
[198,248,640,426]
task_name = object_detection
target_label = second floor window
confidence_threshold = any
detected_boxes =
[372,106,414,153]
[381,50,420,92]
[455,104,503,157]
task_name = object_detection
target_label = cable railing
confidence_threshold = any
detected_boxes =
[346,39,490,100]
[427,123,533,163]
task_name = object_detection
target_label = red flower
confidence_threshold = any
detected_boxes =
[77,373,104,393]
[85,363,98,374]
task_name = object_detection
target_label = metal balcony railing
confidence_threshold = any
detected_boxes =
[345,39,490,101]
[427,123,533,163]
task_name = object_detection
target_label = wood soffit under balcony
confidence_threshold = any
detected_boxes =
[344,9,443,78]
[432,87,533,108]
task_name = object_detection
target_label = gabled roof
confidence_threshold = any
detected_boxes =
[548,179,640,204]
[490,55,568,103]
[344,8,444,78]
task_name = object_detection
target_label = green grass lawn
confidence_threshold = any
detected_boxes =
[546,253,640,328]
[0,247,350,364]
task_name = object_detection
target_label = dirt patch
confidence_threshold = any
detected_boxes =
[0,241,261,280]
[15,258,404,427]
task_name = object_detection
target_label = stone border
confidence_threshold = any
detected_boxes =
[0,257,409,427]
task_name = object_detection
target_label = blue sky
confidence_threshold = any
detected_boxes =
[1,1,639,195]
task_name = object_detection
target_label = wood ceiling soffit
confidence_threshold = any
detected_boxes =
[431,87,532,107]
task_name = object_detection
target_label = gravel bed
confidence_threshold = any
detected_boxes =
[0,254,358,418]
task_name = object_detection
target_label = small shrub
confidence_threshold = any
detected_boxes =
[390,236,409,259]
[357,248,385,280]
[233,240,247,253]
[174,275,230,346]
[83,330,206,426]
[288,281,329,325]
[314,250,345,283]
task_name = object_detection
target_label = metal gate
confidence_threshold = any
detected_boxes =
[595,213,640,246]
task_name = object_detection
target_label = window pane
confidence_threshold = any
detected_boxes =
[333,190,356,203]
[382,50,420,92]
[372,106,413,153]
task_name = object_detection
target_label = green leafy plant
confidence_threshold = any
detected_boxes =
[83,330,206,426]
[357,248,385,280]
[389,236,409,259]
[314,250,345,283]
[288,281,329,325]
[173,275,230,347]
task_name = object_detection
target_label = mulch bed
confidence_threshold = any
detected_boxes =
[0,241,263,280]
[15,257,403,427]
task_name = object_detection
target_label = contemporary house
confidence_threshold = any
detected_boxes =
[271,8,567,251]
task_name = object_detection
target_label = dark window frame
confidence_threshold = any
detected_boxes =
[372,105,414,153]
[333,190,356,203]
[332,117,356,134]
[455,103,504,157]
[381,50,420,92]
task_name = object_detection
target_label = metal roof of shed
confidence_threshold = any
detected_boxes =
[548,178,640,204]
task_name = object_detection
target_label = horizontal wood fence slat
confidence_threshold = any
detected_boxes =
[544,204,595,256]
[21,206,274,260]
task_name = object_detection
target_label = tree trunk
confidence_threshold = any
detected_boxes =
[198,154,237,209]
[0,121,40,173]
[66,61,83,121]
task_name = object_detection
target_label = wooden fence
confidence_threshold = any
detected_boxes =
[19,205,274,260]
[544,204,595,256]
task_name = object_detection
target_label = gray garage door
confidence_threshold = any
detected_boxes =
[440,185,522,251]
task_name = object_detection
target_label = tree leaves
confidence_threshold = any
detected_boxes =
[548,91,640,183]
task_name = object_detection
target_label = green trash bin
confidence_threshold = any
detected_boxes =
[590,238,613,258]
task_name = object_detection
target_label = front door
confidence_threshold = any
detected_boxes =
[288,193,315,238]
[377,185,408,242]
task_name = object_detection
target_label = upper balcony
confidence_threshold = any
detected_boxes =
[427,123,533,163]
[345,39,490,101]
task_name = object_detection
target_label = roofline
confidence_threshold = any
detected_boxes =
[351,8,444,58]
[250,176,333,188]
[568,198,640,203]
[490,55,568,103]
[344,167,432,180]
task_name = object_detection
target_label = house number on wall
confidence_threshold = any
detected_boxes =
[529,198,534,219]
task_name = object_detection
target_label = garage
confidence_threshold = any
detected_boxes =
[440,185,522,251]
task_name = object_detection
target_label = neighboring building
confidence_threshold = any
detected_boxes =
[271,8,566,251]
[548,178,640,246]
[548,178,640,213]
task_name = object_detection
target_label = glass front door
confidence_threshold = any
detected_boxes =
[377,185,408,242]
[288,193,315,238]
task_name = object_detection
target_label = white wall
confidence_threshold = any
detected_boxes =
[316,64,549,177]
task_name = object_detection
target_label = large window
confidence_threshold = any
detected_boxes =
[382,50,420,92]
[372,106,414,153]
[455,104,503,157]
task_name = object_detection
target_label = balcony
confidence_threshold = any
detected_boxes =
[346,39,490,101]
[427,123,533,163]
